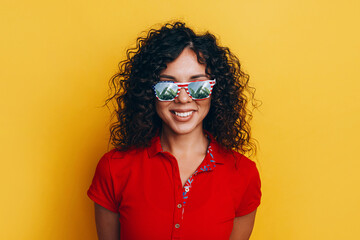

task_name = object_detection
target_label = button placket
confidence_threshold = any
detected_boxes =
[180,145,217,209]
[162,142,217,239]
[171,157,185,239]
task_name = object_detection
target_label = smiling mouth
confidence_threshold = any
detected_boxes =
[171,110,194,117]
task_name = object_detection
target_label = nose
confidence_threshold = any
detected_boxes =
[175,88,192,103]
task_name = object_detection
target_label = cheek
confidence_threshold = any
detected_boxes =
[199,100,211,116]
[155,101,169,118]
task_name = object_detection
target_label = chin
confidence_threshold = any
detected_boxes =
[165,121,203,136]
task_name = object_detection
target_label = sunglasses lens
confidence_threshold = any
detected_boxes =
[188,81,212,99]
[154,82,178,101]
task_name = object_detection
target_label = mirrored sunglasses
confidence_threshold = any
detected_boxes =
[153,79,216,101]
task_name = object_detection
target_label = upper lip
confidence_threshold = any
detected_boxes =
[171,109,196,112]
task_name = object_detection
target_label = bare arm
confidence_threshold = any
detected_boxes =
[94,203,120,240]
[229,209,257,240]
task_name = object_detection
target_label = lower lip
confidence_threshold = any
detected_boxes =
[171,111,195,122]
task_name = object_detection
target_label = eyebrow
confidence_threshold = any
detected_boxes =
[159,74,209,80]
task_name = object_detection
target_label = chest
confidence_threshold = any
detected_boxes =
[119,166,236,240]
[114,154,238,240]
[177,158,204,187]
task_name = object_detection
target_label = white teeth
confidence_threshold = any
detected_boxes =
[174,111,193,117]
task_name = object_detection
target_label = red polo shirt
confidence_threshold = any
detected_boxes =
[87,134,261,240]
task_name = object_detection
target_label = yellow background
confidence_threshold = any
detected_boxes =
[1,0,359,239]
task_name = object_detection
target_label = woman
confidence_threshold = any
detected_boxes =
[88,22,261,240]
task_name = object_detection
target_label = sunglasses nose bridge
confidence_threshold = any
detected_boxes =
[175,86,191,102]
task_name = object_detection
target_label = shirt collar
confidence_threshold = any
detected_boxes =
[147,130,225,165]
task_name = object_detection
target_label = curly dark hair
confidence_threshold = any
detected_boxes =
[106,21,259,155]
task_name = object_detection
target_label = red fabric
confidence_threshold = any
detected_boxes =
[87,134,261,240]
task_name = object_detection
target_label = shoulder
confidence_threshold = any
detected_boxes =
[213,140,257,171]
[232,151,260,182]
[229,151,261,195]
[215,144,259,181]
[97,147,146,175]
[211,139,260,182]
[88,147,145,211]
[233,151,258,174]
[102,147,144,159]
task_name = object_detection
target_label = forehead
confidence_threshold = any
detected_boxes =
[160,48,206,77]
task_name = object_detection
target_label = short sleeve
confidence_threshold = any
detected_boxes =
[235,160,262,217]
[87,153,119,213]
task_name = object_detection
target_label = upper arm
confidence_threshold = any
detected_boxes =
[234,159,261,217]
[94,203,120,240]
[229,209,257,240]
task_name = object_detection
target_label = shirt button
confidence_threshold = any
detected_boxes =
[177,204,182,208]
[175,224,180,228]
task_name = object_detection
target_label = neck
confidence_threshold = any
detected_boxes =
[160,126,209,160]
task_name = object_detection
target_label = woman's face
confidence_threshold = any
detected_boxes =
[155,47,211,136]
